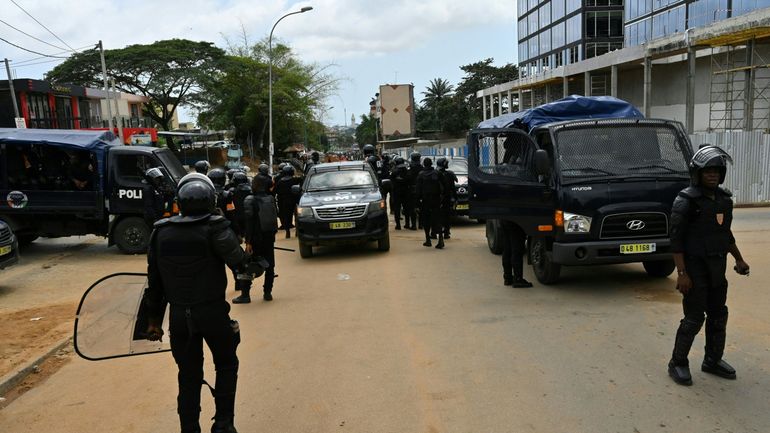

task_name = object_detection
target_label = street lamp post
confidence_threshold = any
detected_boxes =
[268,6,313,175]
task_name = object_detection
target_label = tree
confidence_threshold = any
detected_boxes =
[46,39,226,150]
[355,114,378,146]
[455,58,518,125]
[421,78,454,107]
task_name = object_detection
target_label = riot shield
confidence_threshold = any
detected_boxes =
[74,273,170,361]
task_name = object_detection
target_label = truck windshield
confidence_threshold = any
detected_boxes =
[554,125,690,181]
[155,149,187,183]
[307,170,376,191]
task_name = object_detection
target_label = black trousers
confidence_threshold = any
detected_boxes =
[277,199,294,232]
[439,200,452,235]
[252,233,276,292]
[500,220,526,279]
[403,191,416,228]
[420,199,441,238]
[169,302,239,432]
[391,192,404,227]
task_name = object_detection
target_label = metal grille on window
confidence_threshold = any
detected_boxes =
[553,121,690,181]
[314,204,367,221]
[475,130,537,180]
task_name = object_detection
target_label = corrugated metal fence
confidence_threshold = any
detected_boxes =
[690,131,770,206]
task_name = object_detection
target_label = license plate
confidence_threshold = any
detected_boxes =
[0,245,11,256]
[329,222,355,230]
[619,243,656,254]
[455,204,469,210]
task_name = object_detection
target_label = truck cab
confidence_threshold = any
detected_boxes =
[468,97,694,284]
[0,128,184,253]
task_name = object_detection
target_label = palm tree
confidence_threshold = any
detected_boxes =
[421,78,454,108]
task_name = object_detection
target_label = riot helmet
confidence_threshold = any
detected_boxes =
[194,160,210,174]
[226,169,237,181]
[144,167,165,186]
[394,156,405,165]
[258,164,269,176]
[231,171,249,186]
[178,172,215,192]
[367,155,379,164]
[281,164,295,176]
[436,157,448,169]
[689,145,732,186]
[207,168,226,187]
[311,151,320,163]
[177,180,216,216]
[278,162,287,171]
[363,144,376,156]
[410,151,421,163]
[423,157,433,168]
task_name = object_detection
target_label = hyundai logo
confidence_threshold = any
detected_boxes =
[337,207,346,212]
[626,220,646,231]
[457,187,467,194]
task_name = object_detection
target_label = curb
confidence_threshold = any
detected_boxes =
[0,337,72,397]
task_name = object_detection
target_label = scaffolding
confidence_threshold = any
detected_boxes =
[709,39,770,131]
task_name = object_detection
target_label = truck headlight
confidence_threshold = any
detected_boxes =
[563,212,592,233]
[368,200,386,213]
[296,206,313,218]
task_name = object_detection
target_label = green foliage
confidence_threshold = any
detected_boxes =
[356,114,378,146]
[455,58,518,125]
[46,39,226,150]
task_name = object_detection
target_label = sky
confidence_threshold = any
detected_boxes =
[0,0,518,127]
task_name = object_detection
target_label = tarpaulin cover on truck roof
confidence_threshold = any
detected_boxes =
[0,128,121,189]
[476,95,644,132]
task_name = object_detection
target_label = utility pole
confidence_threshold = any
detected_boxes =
[4,58,20,119]
[110,78,124,144]
[98,41,115,134]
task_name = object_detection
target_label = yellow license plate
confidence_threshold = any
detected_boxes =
[619,243,656,254]
[0,245,11,256]
[455,204,469,210]
[329,222,355,230]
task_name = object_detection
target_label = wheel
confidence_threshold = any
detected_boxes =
[113,217,151,254]
[17,234,39,246]
[530,237,561,284]
[643,259,676,278]
[299,241,313,258]
[486,220,503,255]
[377,233,390,252]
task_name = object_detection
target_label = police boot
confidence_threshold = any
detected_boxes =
[423,236,432,247]
[668,316,704,386]
[211,419,237,433]
[232,288,251,304]
[702,309,736,379]
[285,229,291,239]
[512,278,532,288]
[263,290,273,301]
[435,234,445,249]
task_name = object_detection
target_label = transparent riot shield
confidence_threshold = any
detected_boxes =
[74,273,170,360]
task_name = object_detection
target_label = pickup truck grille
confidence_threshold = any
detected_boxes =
[0,226,11,244]
[600,212,668,239]
[314,204,367,221]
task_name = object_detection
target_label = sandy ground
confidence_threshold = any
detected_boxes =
[0,209,769,432]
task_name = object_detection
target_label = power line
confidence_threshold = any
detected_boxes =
[13,43,93,65]
[10,58,62,68]
[0,36,70,58]
[0,18,67,51]
[8,0,75,51]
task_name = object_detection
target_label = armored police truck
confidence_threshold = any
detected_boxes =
[0,129,185,254]
[469,96,694,284]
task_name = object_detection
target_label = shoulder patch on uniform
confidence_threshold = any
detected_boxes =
[678,186,702,199]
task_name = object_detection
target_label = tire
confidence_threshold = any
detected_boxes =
[299,241,313,258]
[530,237,561,284]
[113,217,151,254]
[17,234,39,246]
[643,259,676,278]
[486,220,503,255]
[377,233,390,252]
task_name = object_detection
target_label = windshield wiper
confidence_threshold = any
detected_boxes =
[562,167,616,176]
[627,164,682,173]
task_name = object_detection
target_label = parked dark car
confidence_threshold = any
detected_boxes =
[0,220,19,270]
[293,161,390,258]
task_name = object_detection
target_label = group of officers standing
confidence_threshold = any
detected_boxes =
[361,144,458,249]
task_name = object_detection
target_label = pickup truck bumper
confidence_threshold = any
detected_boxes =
[552,238,672,266]
[297,211,388,246]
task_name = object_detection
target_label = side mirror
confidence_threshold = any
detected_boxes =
[534,149,551,176]
[380,178,392,193]
[290,184,301,195]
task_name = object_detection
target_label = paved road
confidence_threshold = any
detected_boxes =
[1,209,769,433]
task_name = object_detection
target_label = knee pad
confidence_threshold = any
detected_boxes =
[681,314,705,334]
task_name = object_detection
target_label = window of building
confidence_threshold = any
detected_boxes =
[567,0,582,13]
[541,29,552,53]
[529,0,539,12]
[555,50,565,67]
[529,34,540,58]
[569,45,581,63]
[585,41,624,58]
[540,2,552,26]
[552,22,566,48]
[566,14,582,43]
[528,13,538,37]
[519,42,529,63]
[519,17,528,39]
[552,0,566,20]
[26,94,52,129]
[625,17,652,45]
[687,0,728,28]
[626,0,652,21]
[588,0,624,5]
[733,0,770,17]
[518,0,528,17]
[586,11,624,37]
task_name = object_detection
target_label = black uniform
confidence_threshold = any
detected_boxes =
[143,184,167,226]
[275,175,301,238]
[144,214,248,433]
[390,163,409,230]
[405,161,422,230]
[669,186,735,372]
[416,165,444,247]
[214,186,235,220]
[437,167,458,237]
[500,220,529,286]
[230,183,252,238]
[243,192,278,299]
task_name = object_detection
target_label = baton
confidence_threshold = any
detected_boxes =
[275,246,295,252]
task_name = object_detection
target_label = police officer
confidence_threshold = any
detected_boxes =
[143,168,173,227]
[208,168,236,220]
[144,173,248,433]
[303,151,320,175]
[404,151,422,230]
[436,157,458,239]
[416,157,444,249]
[362,143,376,159]
[233,175,279,304]
[256,163,274,194]
[194,160,210,174]
[500,220,532,287]
[230,171,251,239]
[390,157,409,230]
[275,164,300,238]
[667,145,750,386]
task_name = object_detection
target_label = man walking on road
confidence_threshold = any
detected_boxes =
[667,145,750,386]
[416,157,444,249]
